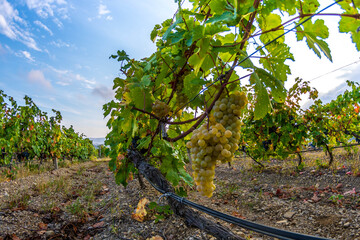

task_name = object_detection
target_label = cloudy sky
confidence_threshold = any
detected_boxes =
[0,0,359,138]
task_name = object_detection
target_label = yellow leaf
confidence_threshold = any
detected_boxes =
[147,236,163,240]
[131,198,150,222]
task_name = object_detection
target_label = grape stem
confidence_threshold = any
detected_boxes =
[132,106,160,120]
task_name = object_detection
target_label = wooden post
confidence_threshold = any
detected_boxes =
[53,157,58,170]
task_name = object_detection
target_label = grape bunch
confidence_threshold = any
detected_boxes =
[176,77,188,108]
[186,91,247,197]
[152,100,170,118]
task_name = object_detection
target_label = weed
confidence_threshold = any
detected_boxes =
[76,166,86,175]
[66,199,88,219]
[110,224,118,234]
[33,180,50,194]
[216,180,240,199]
[148,201,173,223]
[329,194,344,205]
[9,192,31,209]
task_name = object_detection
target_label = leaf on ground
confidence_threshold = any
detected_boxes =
[311,193,321,203]
[147,236,164,240]
[232,211,246,219]
[51,206,61,212]
[11,234,21,240]
[131,197,150,222]
[92,221,105,228]
[38,222,48,230]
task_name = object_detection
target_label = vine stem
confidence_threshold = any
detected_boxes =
[132,106,160,120]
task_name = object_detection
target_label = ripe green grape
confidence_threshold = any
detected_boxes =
[186,91,247,197]
[152,100,170,118]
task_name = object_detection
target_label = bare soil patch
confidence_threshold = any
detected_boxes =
[0,153,359,240]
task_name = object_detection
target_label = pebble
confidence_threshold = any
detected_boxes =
[344,222,351,228]
[45,230,55,237]
[284,211,296,219]
[276,219,288,224]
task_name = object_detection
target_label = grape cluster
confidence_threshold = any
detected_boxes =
[152,100,170,118]
[176,77,188,107]
[186,91,247,197]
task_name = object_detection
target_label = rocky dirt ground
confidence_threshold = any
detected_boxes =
[0,150,359,240]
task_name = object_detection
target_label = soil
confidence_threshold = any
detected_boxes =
[0,153,359,240]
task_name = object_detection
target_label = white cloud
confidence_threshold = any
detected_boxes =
[98,3,110,16]
[88,1,112,21]
[50,39,70,48]
[48,65,96,89]
[53,17,63,28]
[25,0,68,28]
[20,50,34,61]
[75,74,96,88]
[34,20,53,35]
[25,0,67,18]
[28,70,52,89]
[0,0,40,50]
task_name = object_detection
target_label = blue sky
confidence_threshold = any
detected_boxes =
[1,0,359,138]
[0,0,178,138]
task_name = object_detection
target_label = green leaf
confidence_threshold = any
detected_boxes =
[150,24,161,42]
[129,88,153,112]
[188,38,210,75]
[301,0,320,14]
[115,162,134,187]
[183,72,203,99]
[137,136,151,150]
[141,75,151,87]
[163,16,183,41]
[251,73,271,120]
[258,13,284,44]
[260,43,294,81]
[166,168,179,186]
[206,11,235,24]
[301,32,332,61]
[303,19,329,39]
[255,68,287,103]
[205,23,230,36]
[339,14,360,51]
[208,0,227,15]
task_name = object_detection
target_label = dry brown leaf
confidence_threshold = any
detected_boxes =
[11,234,21,240]
[147,236,163,240]
[38,222,48,230]
[92,221,105,228]
[131,197,150,222]
[51,206,61,212]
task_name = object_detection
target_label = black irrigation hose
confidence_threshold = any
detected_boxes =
[144,175,331,240]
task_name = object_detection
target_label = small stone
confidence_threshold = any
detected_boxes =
[284,211,296,219]
[45,231,55,237]
[235,231,246,238]
[344,222,351,228]
[336,183,343,189]
[276,220,288,224]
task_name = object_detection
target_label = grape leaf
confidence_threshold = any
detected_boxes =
[250,73,271,120]
[258,13,284,44]
[255,68,287,103]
